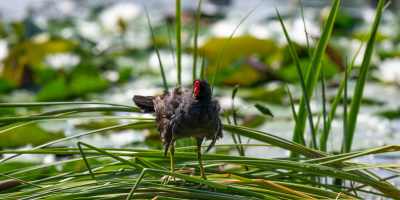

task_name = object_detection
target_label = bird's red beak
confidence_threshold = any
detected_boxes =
[193,81,200,98]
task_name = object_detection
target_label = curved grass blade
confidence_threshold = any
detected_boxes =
[211,1,261,94]
[0,106,140,132]
[319,41,364,151]
[276,7,317,149]
[215,174,317,199]
[145,7,168,91]
[192,0,203,83]
[299,0,312,61]
[320,65,327,152]
[175,0,182,85]
[129,168,280,200]
[0,115,154,123]
[77,142,143,171]
[0,102,133,108]
[2,145,400,198]
[345,0,385,152]
[343,60,348,153]
[291,0,340,154]
[0,122,157,163]
[199,50,206,79]
[223,124,326,158]
[286,85,306,145]
[77,142,96,182]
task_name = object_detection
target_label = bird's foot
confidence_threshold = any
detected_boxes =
[161,169,195,185]
[160,175,175,185]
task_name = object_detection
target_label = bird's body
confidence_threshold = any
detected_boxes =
[133,79,223,179]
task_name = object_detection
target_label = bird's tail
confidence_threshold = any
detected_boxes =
[132,95,156,113]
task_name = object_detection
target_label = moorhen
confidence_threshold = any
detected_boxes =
[133,79,223,180]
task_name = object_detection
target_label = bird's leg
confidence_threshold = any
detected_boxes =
[161,139,176,184]
[195,138,207,180]
[170,141,175,174]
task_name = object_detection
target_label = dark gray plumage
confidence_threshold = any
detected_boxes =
[133,79,223,156]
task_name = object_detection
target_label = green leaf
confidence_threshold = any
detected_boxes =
[117,68,132,83]
[68,75,109,97]
[33,67,58,85]
[254,103,274,117]
[0,124,64,149]
[275,58,340,82]
[0,78,14,93]
[36,79,68,101]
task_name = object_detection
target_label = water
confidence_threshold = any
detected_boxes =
[1,0,398,22]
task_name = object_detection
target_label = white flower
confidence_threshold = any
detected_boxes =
[77,20,102,42]
[44,53,80,71]
[210,19,246,37]
[99,3,141,33]
[374,58,400,85]
[103,70,119,82]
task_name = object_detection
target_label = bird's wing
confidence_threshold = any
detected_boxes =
[154,85,184,157]
[205,98,223,153]
[212,98,221,112]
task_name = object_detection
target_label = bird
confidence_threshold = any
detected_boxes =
[132,79,223,180]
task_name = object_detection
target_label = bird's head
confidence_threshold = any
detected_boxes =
[192,79,211,98]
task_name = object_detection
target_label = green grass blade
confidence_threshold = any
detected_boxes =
[276,7,317,150]
[192,0,203,83]
[343,60,348,153]
[145,8,168,92]
[223,124,326,158]
[175,0,182,85]
[345,0,385,152]
[315,145,400,166]
[126,169,146,200]
[223,109,243,155]
[199,50,206,79]
[291,0,340,155]
[320,66,328,152]
[299,0,312,61]
[319,41,364,150]
[133,168,280,200]
[134,156,167,171]
[286,85,306,145]
[77,142,143,171]
[77,142,96,182]
[2,145,400,198]
[0,115,154,123]
[231,85,245,157]
[211,2,261,95]
[0,122,157,163]
[0,106,139,133]
[166,16,177,71]
[0,102,132,108]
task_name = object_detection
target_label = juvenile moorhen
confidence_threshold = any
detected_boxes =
[133,79,223,179]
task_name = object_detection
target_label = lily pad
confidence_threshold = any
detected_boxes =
[0,124,64,149]
[68,75,109,97]
[2,39,76,86]
[274,58,340,83]
[199,36,278,68]
[36,78,68,102]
